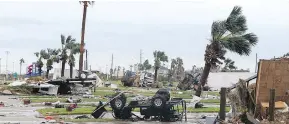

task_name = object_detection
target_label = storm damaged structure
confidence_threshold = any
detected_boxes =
[47,70,102,94]
[224,58,289,123]
[121,71,155,87]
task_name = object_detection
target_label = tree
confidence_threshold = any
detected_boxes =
[19,58,25,78]
[221,58,237,71]
[79,1,94,77]
[44,48,61,79]
[34,49,49,76]
[168,59,177,82]
[195,6,258,97]
[60,34,76,77]
[153,51,168,82]
[67,42,80,78]
[117,66,121,79]
[175,57,185,81]
[143,59,152,71]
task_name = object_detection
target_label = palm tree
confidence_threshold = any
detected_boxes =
[176,57,184,81]
[195,6,258,97]
[45,48,61,79]
[67,43,80,78]
[116,66,121,79]
[143,59,152,71]
[19,58,25,79]
[222,58,237,71]
[169,59,177,82]
[79,1,94,77]
[153,51,168,83]
[60,34,76,77]
[34,50,48,76]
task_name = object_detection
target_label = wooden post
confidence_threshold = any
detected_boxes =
[269,88,275,121]
[219,87,226,121]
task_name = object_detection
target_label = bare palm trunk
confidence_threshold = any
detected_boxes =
[195,63,211,97]
[154,67,158,82]
[79,2,88,77]
[46,69,50,79]
[61,60,66,77]
[70,64,73,78]
[20,63,22,79]
[38,67,42,77]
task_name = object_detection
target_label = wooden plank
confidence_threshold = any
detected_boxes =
[256,61,263,104]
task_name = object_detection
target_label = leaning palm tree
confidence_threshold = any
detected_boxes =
[153,51,168,82]
[60,34,76,77]
[78,1,94,77]
[19,58,25,79]
[195,6,258,97]
[67,42,80,78]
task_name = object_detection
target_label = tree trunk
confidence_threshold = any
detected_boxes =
[38,67,42,77]
[79,2,88,77]
[20,63,22,79]
[61,60,66,77]
[70,64,73,78]
[195,63,211,97]
[154,67,158,83]
[117,71,119,79]
[46,69,49,79]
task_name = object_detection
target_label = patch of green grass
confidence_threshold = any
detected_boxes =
[188,107,230,113]
[200,99,220,103]
[38,106,228,116]
[28,97,107,103]
[20,95,57,98]
[38,107,95,116]
[30,98,67,103]
[63,118,117,122]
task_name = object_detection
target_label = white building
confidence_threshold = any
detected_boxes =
[53,68,78,79]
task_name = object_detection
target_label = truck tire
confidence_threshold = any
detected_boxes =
[110,93,126,111]
[155,89,170,101]
[151,95,166,109]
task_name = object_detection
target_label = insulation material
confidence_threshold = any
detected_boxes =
[256,60,289,105]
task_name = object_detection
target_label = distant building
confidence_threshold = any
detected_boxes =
[53,68,78,79]
[148,66,169,76]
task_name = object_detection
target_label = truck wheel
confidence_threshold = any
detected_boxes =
[155,89,170,101]
[110,93,126,111]
[151,95,166,109]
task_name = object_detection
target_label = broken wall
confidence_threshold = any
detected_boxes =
[256,59,289,104]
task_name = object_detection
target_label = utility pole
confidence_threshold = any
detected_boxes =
[5,51,9,79]
[86,49,88,70]
[140,49,143,64]
[0,58,1,74]
[105,65,108,81]
[13,62,14,73]
[255,53,258,73]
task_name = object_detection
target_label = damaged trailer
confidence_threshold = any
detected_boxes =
[47,78,97,95]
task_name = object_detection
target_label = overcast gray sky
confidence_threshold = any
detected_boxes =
[0,0,288,73]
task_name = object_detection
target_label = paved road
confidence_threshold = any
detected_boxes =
[0,95,46,124]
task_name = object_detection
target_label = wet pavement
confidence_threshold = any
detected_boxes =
[0,95,46,124]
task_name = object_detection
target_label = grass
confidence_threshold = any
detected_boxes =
[188,107,230,113]
[200,99,220,103]
[37,106,228,116]
[27,98,107,103]
[63,118,117,122]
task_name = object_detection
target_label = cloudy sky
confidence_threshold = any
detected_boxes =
[0,0,288,74]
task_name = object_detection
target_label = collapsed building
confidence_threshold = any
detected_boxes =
[121,71,155,87]
[225,58,289,123]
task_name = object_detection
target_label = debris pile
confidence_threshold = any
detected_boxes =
[261,112,289,123]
